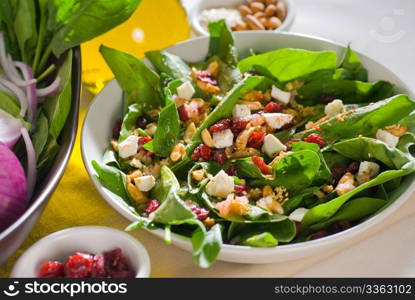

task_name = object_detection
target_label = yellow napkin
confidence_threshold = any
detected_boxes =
[0,110,133,277]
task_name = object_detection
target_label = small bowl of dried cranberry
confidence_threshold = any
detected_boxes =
[10,226,151,278]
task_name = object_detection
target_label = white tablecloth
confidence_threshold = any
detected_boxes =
[148,0,415,277]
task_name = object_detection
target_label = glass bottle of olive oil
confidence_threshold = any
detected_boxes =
[81,0,190,94]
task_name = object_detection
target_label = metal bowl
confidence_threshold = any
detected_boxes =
[0,47,81,266]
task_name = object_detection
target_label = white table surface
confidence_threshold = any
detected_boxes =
[148,0,415,277]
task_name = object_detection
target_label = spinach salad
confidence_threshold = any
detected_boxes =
[93,20,415,267]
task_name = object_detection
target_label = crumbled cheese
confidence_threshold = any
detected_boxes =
[213,129,234,148]
[325,99,344,118]
[205,170,235,198]
[256,195,284,214]
[262,134,286,157]
[130,158,143,169]
[356,161,380,185]
[233,104,251,119]
[199,8,242,31]
[376,129,399,148]
[118,135,139,159]
[134,175,156,192]
[177,81,195,100]
[289,207,309,222]
[271,85,291,104]
[262,113,293,129]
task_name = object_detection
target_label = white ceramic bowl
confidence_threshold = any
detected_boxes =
[81,32,415,264]
[190,0,295,36]
[10,226,151,277]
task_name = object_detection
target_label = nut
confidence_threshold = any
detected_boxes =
[262,185,275,197]
[268,16,282,29]
[235,127,256,150]
[259,17,268,27]
[197,80,220,94]
[203,217,215,227]
[250,2,265,13]
[206,60,219,77]
[239,4,252,16]
[275,1,286,20]
[230,147,261,159]
[254,11,265,19]
[127,169,143,182]
[385,124,408,137]
[127,182,149,204]
[265,0,275,5]
[184,122,196,143]
[170,142,186,162]
[233,20,248,31]
[238,100,263,110]
[245,15,265,30]
[201,128,214,147]
[265,4,276,17]
[111,139,119,152]
[192,168,206,182]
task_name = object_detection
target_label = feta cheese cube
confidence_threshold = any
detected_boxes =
[130,158,143,169]
[356,161,380,185]
[262,134,286,157]
[376,129,399,148]
[205,170,235,198]
[324,99,344,118]
[177,81,195,100]
[118,135,139,159]
[134,175,156,192]
[289,207,309,222]
[271,85,291,104]
[262,113,293,129]
[233,104,251,119]
[213,129,234,148]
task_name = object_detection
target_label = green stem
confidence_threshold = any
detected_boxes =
[36,42,53,77]
[36,64,56,82]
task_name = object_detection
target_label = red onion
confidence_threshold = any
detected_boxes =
[0,109,23,148]
[36,76,61,99]
[20,127,37,199]
[0,143,27,232]
[15,61,37,123]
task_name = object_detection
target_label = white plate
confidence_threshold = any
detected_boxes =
[81,31,415,264]
[189,0,295,36]
[11,226,151,277]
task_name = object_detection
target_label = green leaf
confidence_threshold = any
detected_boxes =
[238,49,337,82]
[14,0,37,63]
[145,50,191,82]
[118,104,143,142]
[43,50,72,139]
[151,166,180,203]
[151,192,195,223]
[242,232,278,247]
[192,223,222,268]
[32,111,49,160]
[235,158,264,179]
[297,79,394,105]
[0,90,20,117]
[100,45,163,110]
[37,136,59,177]
[92,160,131,205]
[283,187,319,214]
[50,0,142,56]
[207,20,238,66]
[338,46,368,81]
[309,197,386,232]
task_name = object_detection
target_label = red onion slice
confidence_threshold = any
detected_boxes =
[20,127,36,199]
[15,61,37,123]
[36,76,61,99]
[0,109,23,148]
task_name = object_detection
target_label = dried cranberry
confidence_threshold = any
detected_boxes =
[91,254,106,278]
[197,70,217,85]
[234,185,247,196]
[136,116,148,129]
[320,94,337,104]
[225,164,238,176]
[191,144,214,161]
[38,261,64,278]
[294,222,301,233]
[145,200,160,215]
[64,253,93,278]
[252,156,272,175]
[188,204,210,221]
[104,248,133,276]
[112,119,122,139]
[346,161,360,174]
[280,121,294,130]
[247,131,266,148]
[178,105,189,121]
[138,136,152,145]
[331,164,348,181]
[308,231,329,241]
[304,133,325,148]
[209,118,232,133]
[330,220,351,233]
[213,149,228,164]
[263,101,284,113]
[285,139,301,149]
[231,118,249,135]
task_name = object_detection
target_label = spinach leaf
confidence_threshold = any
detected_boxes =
[283,187,319,214]
[296,95,415,144]
[242,232,278,247]
[309,197,386,231]
[0,0,19,59]
[338,46,368,81]
[297,79,394,105]
[49,0,142,56]
[37,136,59,175]
[332,137,413,169]
[192,223,222,268]
[301,163,415,228]
[151,191,195,223]
[100,45,163,111]
[118,104,143,142]
[238,49,337,82]
[235,157,264,179]
[14,0,37,64]
[92,160,131,205]
[0,91,20,117]
[43,50,72,139]
[207,20,238,67]
[32,111,49,159]
[145,50,191,82]
[151,166,180,203]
